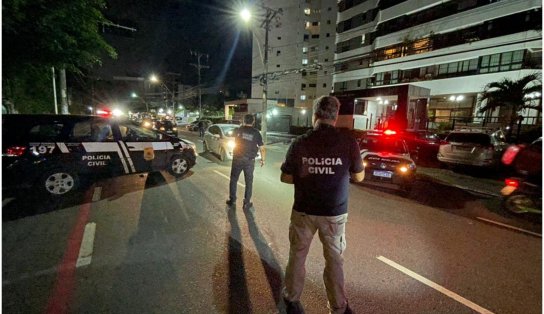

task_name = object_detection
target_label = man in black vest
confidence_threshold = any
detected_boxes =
[226,114,266,210]
[280,96,364,314]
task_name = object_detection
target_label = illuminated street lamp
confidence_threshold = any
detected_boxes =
[240,5,283,144]
[149,74,176,113]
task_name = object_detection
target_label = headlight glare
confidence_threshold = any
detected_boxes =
[227,140,235,149]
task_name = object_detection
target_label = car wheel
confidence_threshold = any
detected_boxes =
[168,155,190,177]
[502,193,536,214]
[40,168,79,197]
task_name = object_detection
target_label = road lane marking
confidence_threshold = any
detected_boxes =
[45,188,93,314]
[476,217,541,237]
[213,170,245,187]
[76,223,96,267]
[377,256,495,314]
[2,197,15,207]
[92,187,102,202]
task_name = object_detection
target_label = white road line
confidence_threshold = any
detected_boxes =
[476,217,542,237]
[213,170,245,187]
[92,187,102,202]
[76,222,96,267]
[377,256,495,314]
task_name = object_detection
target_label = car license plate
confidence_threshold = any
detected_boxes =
[373,170,392,178]
[454,145,471,151]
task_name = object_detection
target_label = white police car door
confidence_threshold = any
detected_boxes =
[68,118,125,176]
[117,122,172,173]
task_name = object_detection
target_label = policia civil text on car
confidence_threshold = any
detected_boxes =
[280,96,364,314]
[226,114,266,210]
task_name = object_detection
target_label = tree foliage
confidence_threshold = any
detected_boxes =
[2,0,117,112]
[477,73,542,138]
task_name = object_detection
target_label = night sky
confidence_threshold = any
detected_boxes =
[95,0,253,96]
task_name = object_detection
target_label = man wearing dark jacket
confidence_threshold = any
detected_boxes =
[226,114,266,210]
[280,96,364,314]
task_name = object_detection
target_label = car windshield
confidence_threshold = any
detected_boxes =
[221,126,238,137]
[446,133,491,145]
[360,136,407,154]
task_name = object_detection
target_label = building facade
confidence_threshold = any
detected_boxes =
[333,0,542,131]
[250,0,338,127]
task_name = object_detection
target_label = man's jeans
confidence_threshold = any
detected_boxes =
[229,157,255,204]
[283,210,348,314]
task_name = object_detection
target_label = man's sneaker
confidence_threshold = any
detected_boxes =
[242,202,253,211]
[284,298,305,314]
[226,199,235,207]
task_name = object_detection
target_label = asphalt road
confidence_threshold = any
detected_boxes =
[2,130,541,314]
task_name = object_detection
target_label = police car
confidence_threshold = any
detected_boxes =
[357,129,416,193]
[2,114,197,197]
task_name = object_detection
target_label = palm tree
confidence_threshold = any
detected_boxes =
[477,73,542,140]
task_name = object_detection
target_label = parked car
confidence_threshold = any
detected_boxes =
[400,130,445,163]
[154,120,177,135]
[2,114,197,197]
[203,123,262,161]
[187,119,212,131]
[356,129,416,193]
[437,130,508,167]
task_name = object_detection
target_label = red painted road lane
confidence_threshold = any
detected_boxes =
[45,188,94,314]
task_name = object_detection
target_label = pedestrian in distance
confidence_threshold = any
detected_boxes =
[280,95,365,314]
[198,120,206,138]
[226,114,266,211]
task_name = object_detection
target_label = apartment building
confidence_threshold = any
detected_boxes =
[249,0,338,127]
[332,0,542,131]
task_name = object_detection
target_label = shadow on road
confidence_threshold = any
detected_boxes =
[226,208,254,313]
[243,206,284,311]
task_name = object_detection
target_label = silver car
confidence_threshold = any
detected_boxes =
[203,123,262,161]
[437,130,508,167]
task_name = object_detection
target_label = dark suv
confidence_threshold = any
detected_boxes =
[356,130,417,193]
[3,114,197,197]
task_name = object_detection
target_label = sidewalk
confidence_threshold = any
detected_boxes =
[267,142,503,197]
[417,166,503,197]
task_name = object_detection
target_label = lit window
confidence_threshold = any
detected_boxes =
[306,21,311,28]
[300,95,307,100]
[361,34,366,44]
[304,8,310,15]
[302,59,308,65]
[302,47,308,53]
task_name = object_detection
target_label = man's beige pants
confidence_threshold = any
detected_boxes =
[283,210,348,314]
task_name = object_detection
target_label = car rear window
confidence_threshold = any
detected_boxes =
[221,126,238,137]
[360,136,407,154]
[446,132,491,145]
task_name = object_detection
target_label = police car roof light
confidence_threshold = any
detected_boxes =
[96,109,112,117]
[384,129,397,135]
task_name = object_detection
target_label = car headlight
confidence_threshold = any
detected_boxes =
[143,121,151,127]
[173,127,177,131]
[363,161,368,167]
[227,140,235,149]
[160,127,165,131]
[399,166,409,173]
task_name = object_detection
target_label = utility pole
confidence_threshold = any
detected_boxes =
[190,50,209,119]
[60,68,69,114]
[258,6,282,144]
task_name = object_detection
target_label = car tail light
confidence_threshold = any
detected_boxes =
[501,145,521,165]
[505,178,519,188]
[6,146,26,156]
